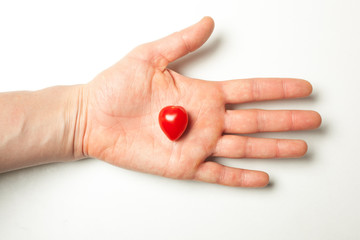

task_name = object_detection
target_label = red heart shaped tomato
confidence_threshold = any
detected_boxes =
[159,106,188,141]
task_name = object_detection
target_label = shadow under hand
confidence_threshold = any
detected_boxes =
[168,36,222,75]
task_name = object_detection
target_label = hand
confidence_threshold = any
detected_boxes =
[78,17,321,187]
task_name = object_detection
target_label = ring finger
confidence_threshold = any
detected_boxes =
[213,135,308,159]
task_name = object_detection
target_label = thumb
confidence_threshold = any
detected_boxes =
[130,16,215,69]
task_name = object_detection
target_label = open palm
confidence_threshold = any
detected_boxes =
[81,17,321,187]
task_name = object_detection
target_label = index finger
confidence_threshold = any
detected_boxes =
[219,78,313,104]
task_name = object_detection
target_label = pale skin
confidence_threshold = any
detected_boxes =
[0,17,321,187]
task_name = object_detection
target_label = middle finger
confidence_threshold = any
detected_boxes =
[224,109,321,134]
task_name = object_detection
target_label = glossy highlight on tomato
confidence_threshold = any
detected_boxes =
[158,106,188,141]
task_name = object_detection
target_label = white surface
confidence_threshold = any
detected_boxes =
[0,0,359,239]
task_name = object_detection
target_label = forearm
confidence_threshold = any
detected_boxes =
[0,85,85,172]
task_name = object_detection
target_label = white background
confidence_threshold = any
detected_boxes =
[0,0,359,239]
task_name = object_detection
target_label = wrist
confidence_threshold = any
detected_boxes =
[0,85,88,172]
[66,84,89,160]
